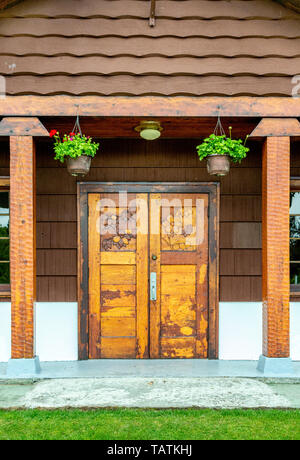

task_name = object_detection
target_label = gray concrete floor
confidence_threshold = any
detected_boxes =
[0,378,299,409]
[1,360,300,409]
[1,359,300,380]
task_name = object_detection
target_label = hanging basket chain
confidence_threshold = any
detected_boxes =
[72,113,82,137]
[213,114,226,137]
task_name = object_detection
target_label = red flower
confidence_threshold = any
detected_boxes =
[49,129,57,138]
[69,132,76,136]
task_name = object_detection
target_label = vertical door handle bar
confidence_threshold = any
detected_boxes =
[150,272,157,301]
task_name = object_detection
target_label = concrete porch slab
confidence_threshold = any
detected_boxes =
[1,359,300,380]
[0,378,299,409]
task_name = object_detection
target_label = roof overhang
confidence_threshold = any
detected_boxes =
[0,0,299,14]
[0,0,23,11]
[0,96,300,118]
[275,0,300,12]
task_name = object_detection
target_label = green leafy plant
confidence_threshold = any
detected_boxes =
[196,128,249,164]
[50,130,99,163]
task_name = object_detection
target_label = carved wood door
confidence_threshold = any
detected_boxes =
[79,183,218,360]
[149,193,209,359]
[88,192,148,359]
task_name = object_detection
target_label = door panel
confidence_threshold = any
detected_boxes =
[149,193,209,358]
[88,192,148,359]
[80,184,216,360]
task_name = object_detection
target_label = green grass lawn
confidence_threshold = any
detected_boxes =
[0,409,299,440]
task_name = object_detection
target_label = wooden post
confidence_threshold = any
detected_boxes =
[250,118,300,370]
[10,136,36,359]
[0,118,48,369]
[262,136,290,358]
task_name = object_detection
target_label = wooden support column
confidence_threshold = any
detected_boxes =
[10,136,36,359]
[250,118,300,360]
[262,136,290,357]
[0,117,48,361]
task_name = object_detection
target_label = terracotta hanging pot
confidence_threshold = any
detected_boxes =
[206,154,230,176]
[66,155,92,177]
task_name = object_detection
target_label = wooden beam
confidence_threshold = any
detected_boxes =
[275,0,300,13]
[262,137,290,358]
[149,0,156,26]
[10,136,36,359]
[0,176,9,187]
[0,117,49,136]
[250,118,300,137]
[0,0,23,11]
[0,96,300,118]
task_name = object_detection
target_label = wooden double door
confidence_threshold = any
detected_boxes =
[78,183,219,360]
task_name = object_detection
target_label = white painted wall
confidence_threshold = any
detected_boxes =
[36,302,78,361]
[219,302,262,360]
[0,302,11,362]
[0,301,299,362]
[0,302,78,362]
[291,302,300,361]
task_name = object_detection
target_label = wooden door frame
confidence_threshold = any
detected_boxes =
[77,182,220,360]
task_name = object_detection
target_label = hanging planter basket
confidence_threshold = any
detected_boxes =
[196,117,249,177]
[206,154,230,176]
[66,155,92,177]
[50,115,99,177]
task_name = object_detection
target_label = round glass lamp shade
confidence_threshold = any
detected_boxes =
[135,121,163,141]
[140,128,161,141]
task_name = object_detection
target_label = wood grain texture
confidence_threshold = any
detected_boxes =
[136,193,149,359]
[81,192,141,358]
[196,196,209,358]
[36,195,77,221]
[77,189,88,359]
[1,96,300,117]
[220,223,262,249]
[77,183,218,359]
[208,183,220,359]
[36,222,77,248]
[262,136,290,358]
[220,276,262,301]
[0,0,23,12]
[250,118,300,137]
[88,194,101,359]
[0,117,49,136]
[1,37,300,58]
[0,0,299,97]
[4,75,295,96]
[37,249,77,276]
[100,337,136,359]
[2,56,300,76]
[1,0,297,19]
[37,276,77,302]
[150,191,211,359]
[220,196,262,222]
[276,0,300,13]
[220,249,262,276]
[10,135,36,359]
[149,194,161,359]
[34,139,264,304]
[160,337,196,359]
[0,17,300,38]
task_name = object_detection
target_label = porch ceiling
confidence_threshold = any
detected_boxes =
[39,116,260,139]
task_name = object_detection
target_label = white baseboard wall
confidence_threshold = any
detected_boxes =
[219,302,262,360]
[35,302,78,362]
[0,302,299,362]
[0,302,10,362]
[0,302,78,362]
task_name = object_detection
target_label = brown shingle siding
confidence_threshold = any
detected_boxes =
[0,0,299,96]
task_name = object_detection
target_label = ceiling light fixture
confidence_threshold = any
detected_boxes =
[134,121,163,141]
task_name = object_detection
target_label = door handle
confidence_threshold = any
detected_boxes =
[150,272,157,301]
